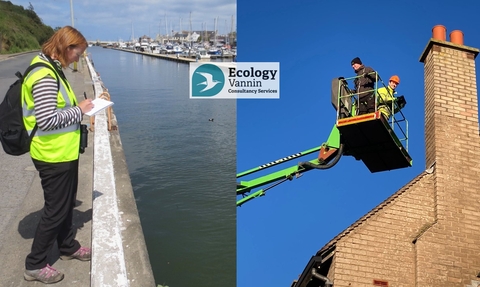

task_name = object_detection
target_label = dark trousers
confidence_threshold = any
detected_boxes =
[357,93,376,115]
[25,159,81,270]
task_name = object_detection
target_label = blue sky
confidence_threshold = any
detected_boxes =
[8,0,236,41]
[236,0,480,286]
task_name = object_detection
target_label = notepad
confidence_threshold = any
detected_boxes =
[85,98,114,116]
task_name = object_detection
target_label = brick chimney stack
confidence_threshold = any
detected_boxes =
[420,25,479,169]
[417,26,480,285]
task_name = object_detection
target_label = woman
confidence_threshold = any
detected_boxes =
[22,26,94,284]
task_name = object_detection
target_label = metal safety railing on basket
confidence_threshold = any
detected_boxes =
[335,72,409,152]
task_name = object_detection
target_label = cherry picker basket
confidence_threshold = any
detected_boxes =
[331,73,412,173]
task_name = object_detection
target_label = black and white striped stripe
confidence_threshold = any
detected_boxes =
[31,54,82,132]
[259,152,303,169]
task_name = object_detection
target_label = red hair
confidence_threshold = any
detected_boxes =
[42,26,87,67]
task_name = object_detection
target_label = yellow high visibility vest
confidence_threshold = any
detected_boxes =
[22,56,80,163]
[377,86,396,119]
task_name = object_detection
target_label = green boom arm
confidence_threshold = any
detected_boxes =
[236,125,342,207]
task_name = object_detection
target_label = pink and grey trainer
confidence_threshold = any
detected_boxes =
[60,246,91,261]
[24,264,64,284]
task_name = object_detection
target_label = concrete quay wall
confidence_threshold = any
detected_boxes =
[84,55,156,287]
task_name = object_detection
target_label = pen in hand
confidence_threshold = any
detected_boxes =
[79,92,94,114]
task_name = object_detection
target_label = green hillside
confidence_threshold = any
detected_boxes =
[0,0,55,54]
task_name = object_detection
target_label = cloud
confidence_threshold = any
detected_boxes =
[10,0,236,40]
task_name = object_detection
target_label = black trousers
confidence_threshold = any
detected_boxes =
[25,159,81,270]
[357,93,376,115]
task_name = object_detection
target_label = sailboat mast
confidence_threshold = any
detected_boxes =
[165,14,168,42]
[225,19,228,45]
[131,20,135,42]
[230,15,234,46]
[214,17,217,46]
[189,12,193,46]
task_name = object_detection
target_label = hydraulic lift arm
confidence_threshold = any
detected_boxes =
[236,125,343,207]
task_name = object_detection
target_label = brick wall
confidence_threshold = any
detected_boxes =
[330,174,435,286]
[316,31,480,287]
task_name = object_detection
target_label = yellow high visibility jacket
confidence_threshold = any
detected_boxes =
[22,56,80,163]
[376,86,396,119]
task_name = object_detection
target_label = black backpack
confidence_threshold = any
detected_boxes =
[0,62,59,156]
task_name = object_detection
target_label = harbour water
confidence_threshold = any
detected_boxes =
[87,47,236,287]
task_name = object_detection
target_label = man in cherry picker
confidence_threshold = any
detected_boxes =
[376,75,407,119]
[351,57,378,115]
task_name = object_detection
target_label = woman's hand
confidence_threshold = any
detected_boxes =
[78,99,94,114]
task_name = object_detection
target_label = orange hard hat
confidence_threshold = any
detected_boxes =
[389,75,400,84]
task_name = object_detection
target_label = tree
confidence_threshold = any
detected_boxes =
[26,2,42,25]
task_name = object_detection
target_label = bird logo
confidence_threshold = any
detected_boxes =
[196,72,222,92]
[191,64,225,97]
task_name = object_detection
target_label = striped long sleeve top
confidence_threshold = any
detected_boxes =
[32,53,83,131]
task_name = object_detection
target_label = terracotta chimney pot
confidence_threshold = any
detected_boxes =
[450,30,464,45]
[432,25,446,41]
